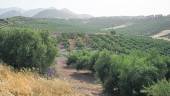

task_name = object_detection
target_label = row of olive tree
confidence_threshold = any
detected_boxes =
[0,28,57,72]
[67,49,170,96]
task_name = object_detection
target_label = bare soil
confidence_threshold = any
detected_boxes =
[56,57,103,96]
[152,30,170,41]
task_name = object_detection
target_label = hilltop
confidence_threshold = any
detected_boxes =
[0,7,93,19]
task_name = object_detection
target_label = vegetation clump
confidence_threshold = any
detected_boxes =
[0,28,57,72]
[145,79,170,96]
[67,50,170,96]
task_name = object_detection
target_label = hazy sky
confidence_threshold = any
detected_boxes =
[0,0,170,16]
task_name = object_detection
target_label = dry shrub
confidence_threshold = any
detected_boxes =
[0,64,83,96]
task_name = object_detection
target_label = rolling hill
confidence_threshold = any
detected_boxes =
[1,14,170,36]
[0,7,24,15]
[0,7,93,19]
[33,8,77,19]
[22,8,44,17]
[32,8,92,19]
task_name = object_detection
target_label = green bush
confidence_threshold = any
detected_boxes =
[67,52,79,66]
[110,30,116,35]
[87,51,99,72]
[94,50,120,95]
[145,79,170,96]
[67,49,169,96]
[94,50,168,96]
[118,53,160,96]
[0,28,57,72]
[164,57,170,80]
[75,55,90,70]
[67,50,99,71]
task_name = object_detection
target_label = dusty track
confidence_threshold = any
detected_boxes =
[56,57,103,96]
[152,30,170,41]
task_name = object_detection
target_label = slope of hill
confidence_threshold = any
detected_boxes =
[4,17,100,33]
[33,8,92,19]
[0,7,24,15]
[152,30,170,41]
[1,8,170,36]
[33,8,77,19]
[115,16,170,36]
[0,10,22,18]
[0,7,93,19]
[22,8,44,17]
[2,15,170,36]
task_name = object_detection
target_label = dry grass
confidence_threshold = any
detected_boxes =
[0,64,84,96]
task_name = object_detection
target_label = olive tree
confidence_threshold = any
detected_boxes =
[0,28,57,72]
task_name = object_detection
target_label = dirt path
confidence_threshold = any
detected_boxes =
[56,57,103,96]
[101,23,133,31]
[151,30,170,41]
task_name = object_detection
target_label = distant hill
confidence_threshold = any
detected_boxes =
[33,8,77,19]
[0,10,22,18]
[22,8,44,17]
[0,7,24,15]
[33,8,93,19]
[0,7,93,19]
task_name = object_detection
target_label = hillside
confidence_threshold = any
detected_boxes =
[33,8,78,19]
[152,30,170,41]
[3,17,100,33]
[116,16,170,36]
[2,16,170,36]
[0,19,170,96]
[22,8,44,17]
[0,7,23,15]
[33,8,92,19]
[0,10,22,18]
[0,64,84,96]
[0,7,92,19]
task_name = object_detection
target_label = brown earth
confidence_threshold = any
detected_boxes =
[56,57,103,96]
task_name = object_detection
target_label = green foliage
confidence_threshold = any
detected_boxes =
[94,50,112,83]
[93,51,162,96]
[4,16,170,36]
[145,79,170,96]
[0,28,57,72]
[67,52,79,66]
[110,30,116,35]
[118,53,160,96]
[94,50,120,95]
[60,32,170,57]
[57,32,87,50]
[65,31,170,96]
[164,56,170,80]
[67,50,169,96]
[67,50,98,71]
[89,34,170,56]
[5,17,101,33]
[116,16,170,36]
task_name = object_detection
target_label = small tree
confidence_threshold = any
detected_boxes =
[0,28,57,72]
[110,30,116,35]
[94,50,120,95]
